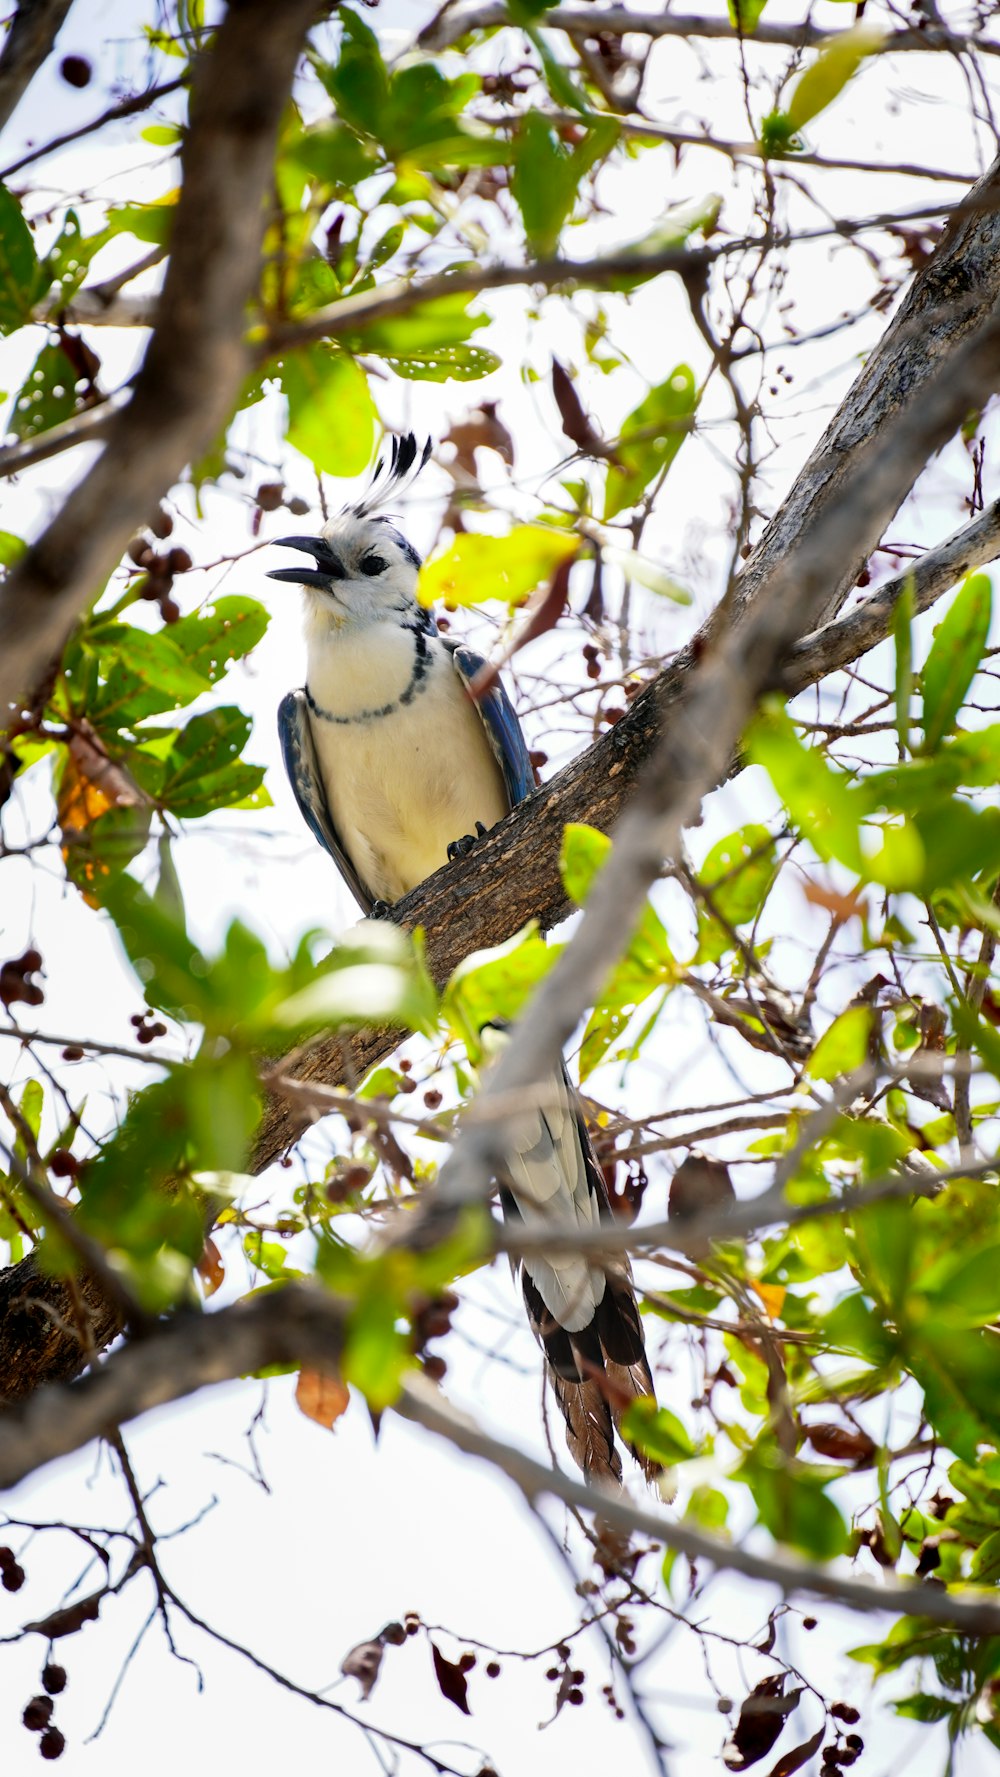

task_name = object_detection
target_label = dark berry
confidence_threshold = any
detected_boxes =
[486,1661,501,1678]
[49,1151,77,1178]
[287,497,310,516]
[160,597,181,625]
[423,1089,443,1111]
[568,1688,584,1705]
[802,1616,817,1630]
[41,1667,66,1697]
[23,1697,52,1732]
[422,1354,446,1382]
[60,56,91,86]
[459,1652,476,1672]
[21,949,41,973]
[831,1703,860,1724]
[545,1666,559,1681]
[168,547,193,575]
[0,1545,16,1567]
[571,1669,584,1684]
[256,483,284,511]
[39,1725,65,1759]
[3,1562,25,1591]
[127,537,153,567]
[148,507,173,540]
[528,749,548,768]
[61,1046,84,1062]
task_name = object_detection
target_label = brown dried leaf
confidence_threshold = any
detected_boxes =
[668,1154,735,1223]
[723,1676,800,1770]
[802,880,867,925]
[431,1641,471,1715]
[805,1422,876,1464]
[341,1638,384,1700]
[197,1236,225,1298]
[551,359,607,458]
[25,1589,103,1639]
[442,404,514,479]
[295,1367,350,1430]
[768,1724,826,1777]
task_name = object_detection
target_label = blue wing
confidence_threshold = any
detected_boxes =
[446,642,535,810]
[277,690,374,914]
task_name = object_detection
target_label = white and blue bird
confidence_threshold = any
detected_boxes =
[269,434,655,1483]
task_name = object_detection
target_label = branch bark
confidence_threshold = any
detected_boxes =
[0,0,319,723]
[0,0,73,132]
[2,1284,1000,1636]
[418,2,1000,59]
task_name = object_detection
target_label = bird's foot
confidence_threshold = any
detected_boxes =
[447,820,489,864]
[366,898,394,921]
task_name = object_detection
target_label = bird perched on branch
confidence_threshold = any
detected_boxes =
[268,434,655,1484]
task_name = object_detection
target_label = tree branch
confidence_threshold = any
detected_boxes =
[3,1280,1000,1637]
[417,3,1000,59]
[0,0,73,133]
[0,0,319,724]
[396,1377,1000,1634]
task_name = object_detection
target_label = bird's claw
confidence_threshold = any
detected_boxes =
[447,820,489,863]
[367,898,394,921]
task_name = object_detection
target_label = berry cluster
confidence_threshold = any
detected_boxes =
[22,1664,67,1761]
[411,1290,458,1383]
[130,1010,167,1046]
[126,509,193,624]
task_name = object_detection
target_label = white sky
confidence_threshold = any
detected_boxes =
[1,1,999,1773]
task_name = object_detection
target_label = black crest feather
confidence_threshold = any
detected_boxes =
[350,433,432,519]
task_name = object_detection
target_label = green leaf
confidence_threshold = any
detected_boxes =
[894,1696,955,1724]
[604,367,698,519]
[106,193,179,246]
[287,122,378,190]
[921,572,992,750]
[561,824,676,1077]
[341,289,491,363]
[786,24,887,131]
[621,1397,696,1463]
[418,525,577,609]
[42,210,95,305]
[600,545,692,605]
[807,1006,872,1082]
[0,530,26,567]
[276,923,438,1035]
[728,0,768,29]
[511,114,618,256]
[379,342,501,382]
[319,10,389,137]
[892,575,915,752]
[166,597,270,684]
[157,707,266,818]
[696,822,776,962]
[7,340,82,442]
[443,926,555,1052]
[0,183,41,334]
[90,627,212,727]
[739,1448,849,1559]
[283,347,376,476]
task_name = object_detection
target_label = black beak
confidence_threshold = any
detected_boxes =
[267,536,346,589]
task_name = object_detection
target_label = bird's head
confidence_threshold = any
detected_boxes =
[267,434,432,633]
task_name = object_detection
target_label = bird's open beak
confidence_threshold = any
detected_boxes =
[267,536,347,590]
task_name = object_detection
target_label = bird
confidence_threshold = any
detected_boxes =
[268,433,656,1484]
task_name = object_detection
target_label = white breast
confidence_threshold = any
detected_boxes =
[305,624,509,905]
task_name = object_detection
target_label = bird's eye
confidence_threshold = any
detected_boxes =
[358,553,388,577]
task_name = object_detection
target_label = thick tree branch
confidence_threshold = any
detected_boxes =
[418,2,1000,59]
[408,289,1000,1234]
[396,1378,1000,1634]
[2,1288,998,1635]
[0,0,73,132]
[0,0,319,724]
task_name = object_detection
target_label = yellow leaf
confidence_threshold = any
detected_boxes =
[752,1280,786,1320]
